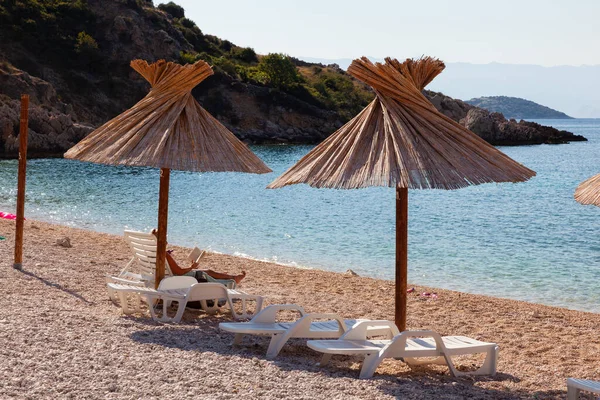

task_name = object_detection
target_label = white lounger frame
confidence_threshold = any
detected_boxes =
[307,320,498,379]
[219,304,390,359]
[108,277,263,322]
[567,378,600,400]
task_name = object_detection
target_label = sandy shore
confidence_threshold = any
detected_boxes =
[0,218,598,399]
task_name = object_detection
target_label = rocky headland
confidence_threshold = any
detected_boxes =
[466,96,574,120]
[0,0,587,158]
[427,91,585,145]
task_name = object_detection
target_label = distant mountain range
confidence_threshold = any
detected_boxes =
[466,96,573,119]
[299,57,600,118]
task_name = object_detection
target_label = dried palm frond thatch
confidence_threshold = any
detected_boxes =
[65,59,271,288]
[575,173,600,206]
[65,59,271,174]
[268,56,535,190]
[268,56,535,331]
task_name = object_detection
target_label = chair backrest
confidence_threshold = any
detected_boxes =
[123,230,173,284]
[157,276,197,291]
[187,282,229,302]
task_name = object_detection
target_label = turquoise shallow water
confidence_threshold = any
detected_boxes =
[0,119,598,312]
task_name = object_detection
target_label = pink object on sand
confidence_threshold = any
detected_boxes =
[0,212,23,220]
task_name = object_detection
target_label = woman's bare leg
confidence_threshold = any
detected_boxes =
[201,269,246,284]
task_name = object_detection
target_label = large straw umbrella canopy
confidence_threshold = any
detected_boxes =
[268,56,536,330]
[65,59,271,287]
[575,174,600,206]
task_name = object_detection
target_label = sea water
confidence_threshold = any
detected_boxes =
[0,119,598,312]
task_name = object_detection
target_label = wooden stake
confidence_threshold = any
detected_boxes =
[155,167,170,288]
[395,186,408,331]
[13,95,29,270]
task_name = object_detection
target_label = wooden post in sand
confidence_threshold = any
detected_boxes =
[155,167,170,288]
[395,186,408,331]
[13,94,29,270]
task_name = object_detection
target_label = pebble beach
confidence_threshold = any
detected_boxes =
[1,218,599,399]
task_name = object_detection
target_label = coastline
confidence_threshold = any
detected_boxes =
[1,217,599,399]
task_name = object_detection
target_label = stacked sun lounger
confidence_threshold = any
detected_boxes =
[219,304,499,379]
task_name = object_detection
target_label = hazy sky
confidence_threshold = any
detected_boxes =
[172,0,598,66]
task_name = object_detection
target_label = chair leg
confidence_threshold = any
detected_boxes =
[229,296,263,320]
[266,333,288,359]
[318,354,332,366]
[359,353,383,379]
[171,300,187,323]
[567,385,579,400]
[118,292,139,315]
[201,299,220,315]
[107,287,118,304]
[475,346,498,376]
[442,346,498,377]
[233,333,244,345]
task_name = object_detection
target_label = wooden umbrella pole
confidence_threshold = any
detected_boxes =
[395,186,408,331]
[155,167,170,288]
[13,94,29,270]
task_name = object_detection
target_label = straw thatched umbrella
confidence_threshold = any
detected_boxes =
[575,174,600,206]
[268,56,536,330]
[65,59,271,287]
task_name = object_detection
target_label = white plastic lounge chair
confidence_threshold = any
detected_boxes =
[107,276,196,319]
[567,378,600,400]
[219,304,391,359]
[307,320,499,378]
[106,230,172,302]
[106,231,207,292]
[106,230,233,296]
[108,277,263,322]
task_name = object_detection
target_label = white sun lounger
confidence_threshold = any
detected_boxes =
[106,231,240,315]
[108,277,263,322]
[219,304,392,359]
[106,230,208,299]
[307,320,499,379]
[567,378,600,400]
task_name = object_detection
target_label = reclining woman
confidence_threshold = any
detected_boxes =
[151,229,246,285]
[165,249,246,285]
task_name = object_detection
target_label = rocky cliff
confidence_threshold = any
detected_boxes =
[0,63,93,157]
[0,0,586,158]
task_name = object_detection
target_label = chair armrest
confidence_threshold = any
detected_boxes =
[340,320,400,340]
[116,257,136,277]
[106,276,146,286]
[294,313,348,334]
[384,330,447,358]
[250,304,306,323]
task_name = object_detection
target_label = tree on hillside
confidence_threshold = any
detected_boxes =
[257,53,301,90]
[158,1,185,18]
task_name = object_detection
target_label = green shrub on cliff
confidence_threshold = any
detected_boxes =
[230,47,258,64]
[74,31,98,54]
[0,0,373,125]
[212,57,239,78]
[0,0,96,66]
[178,17,196,29]
[179,51,198,65]
[257,53,302,90]
[158,1,184,18]
[298,67,374,119]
